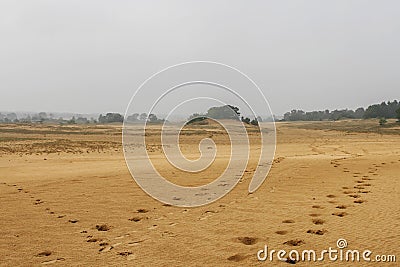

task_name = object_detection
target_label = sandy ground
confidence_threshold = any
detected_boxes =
[0,121,399,266]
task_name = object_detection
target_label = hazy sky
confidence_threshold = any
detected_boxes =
[0,0,399,116]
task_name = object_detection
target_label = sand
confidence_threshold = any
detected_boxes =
[0,121,399,266]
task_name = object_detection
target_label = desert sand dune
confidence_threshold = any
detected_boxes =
[0,121,398,266]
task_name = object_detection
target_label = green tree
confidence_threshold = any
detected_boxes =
[206,105,240,120]
[6,113,17,121]
[148,114,158,122]
[68,116,76,124]
[396,107,400,122]
[139,113,147,121]
[241,117,250,124]
[364,100,400,119]
[98,113,124,123]
[250,118,259,126]
[126,113,139,122]
[379,118,387,126]
[76,117,89,124]
[38,112,47,120]
[186,113,207,125]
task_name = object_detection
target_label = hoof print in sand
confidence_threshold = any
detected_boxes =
[118,251,133,257]
[34,199,44,205]
[96,224,111,231]
[227,254,248,262]
[307,229,327,235]
[275,230,288,235]
[237,236,257,245]
[285,258,297,264]
[36,251,52,257]
[312,219,325,225]
[282,219,295,224]
[128,217,143,222]
[136,209,149,213]
[332,212,348,217]
[99,246,113,252]
[283,239,305,246]
[87,238,101,243]
[312,205,324,209]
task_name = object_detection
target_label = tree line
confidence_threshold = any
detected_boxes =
[0,112,97,124]
[0,112,163,124]
[2,100,399,124]
[283,100,400,121]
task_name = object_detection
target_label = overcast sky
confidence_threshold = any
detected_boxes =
[0,0,399,116]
